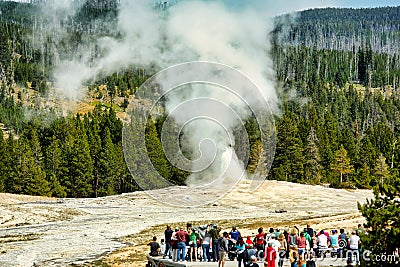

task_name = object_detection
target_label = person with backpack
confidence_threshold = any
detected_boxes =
[302,228,311,246]
[218,232,229,267]
[306,224,314,240]
[244,244,257,264]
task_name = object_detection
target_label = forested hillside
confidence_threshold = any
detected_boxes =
[270,6,400,188]
[0,2,400,197]
[275,6,400,54]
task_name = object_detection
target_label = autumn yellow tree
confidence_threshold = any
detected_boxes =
[331,145,354,184]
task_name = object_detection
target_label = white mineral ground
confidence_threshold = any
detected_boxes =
[0,180,373,266]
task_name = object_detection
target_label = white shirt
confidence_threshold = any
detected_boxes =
[317,234,328,247]
[349,235,360,249]
[160,242,166,253]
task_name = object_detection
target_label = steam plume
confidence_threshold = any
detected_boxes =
[49,0,321,188]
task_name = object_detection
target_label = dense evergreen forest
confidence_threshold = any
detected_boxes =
[0,1,400,197]
[270,6,400,188]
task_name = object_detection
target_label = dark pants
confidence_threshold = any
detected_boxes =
[237,251,245,267]
[212,240,219,261]
[164,242,171,258]
[278,250,286,267]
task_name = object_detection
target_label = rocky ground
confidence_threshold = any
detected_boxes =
[0,180,373,267]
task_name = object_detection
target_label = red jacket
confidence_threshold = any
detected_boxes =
[256,233,264,245]
[265,246,276,267]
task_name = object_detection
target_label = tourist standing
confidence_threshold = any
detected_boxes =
[210,224,221,261]
[202,232,212,262]
[230,226,241,241]
[176,228,187,262]
[297,232,307,256]
[236,237,246,267]
[278,233,287,267]
[265,242,277,267]
[163,225,173,259]
[218,232,229,267]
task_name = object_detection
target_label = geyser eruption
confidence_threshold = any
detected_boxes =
[46,0,279,205]
[123,61,275,206]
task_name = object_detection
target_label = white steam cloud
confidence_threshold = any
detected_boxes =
[50,0,286,187]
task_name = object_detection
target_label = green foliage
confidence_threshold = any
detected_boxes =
[358,176,400,267]
[269,6,400,187]
[270,110,305,182]
[145,117,172,182]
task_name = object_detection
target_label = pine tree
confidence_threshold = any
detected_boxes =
[3,134,19,193]
[304,127,322,183]
[271,111,305,182]
[374,154,390,185]
[84,112,103,197]
[357,136,378,170]
[123,111,170,190]
[66,124,94,198]
[145,117,172,182]
[331,145,354,185]
[96,127,118,197]
[15,137,50,196]
[354,163,373,189]
[0,130,5,191]
[44,136,66,197]
[358,176,400,267]
[29,128,43,168]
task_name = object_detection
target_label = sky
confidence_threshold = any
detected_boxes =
[288,0,400,14]
[329,0,400,8]
[213,0,400,16]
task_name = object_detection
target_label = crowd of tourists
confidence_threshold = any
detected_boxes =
[147,223,368,267]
